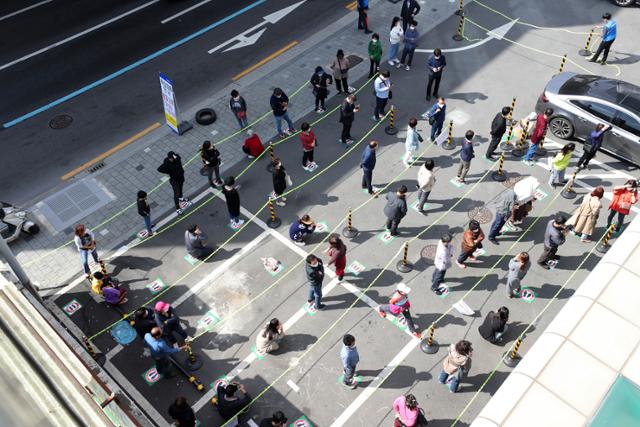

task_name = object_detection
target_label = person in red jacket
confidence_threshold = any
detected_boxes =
[299,122,318,171]
[607,180,638,232]
[242,129,265,159]
[524,108,553,163]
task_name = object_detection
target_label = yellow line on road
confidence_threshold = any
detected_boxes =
[346,1,357,10]
[61,122,161,181]
[232,41,298,81]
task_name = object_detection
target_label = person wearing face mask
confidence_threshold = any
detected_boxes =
[388,17,404,66]
[356,0,372,34]
[400,0,420,32]
[426,48,446,101]
[397,20,418,71]
[331,49,352,94]
[305,255,325,310]
[373,70,392,122]
[368,32,383,78]
[271,157,288,207]
[309,66,332,113]
[423,97,446,143]
[157,151,188,215]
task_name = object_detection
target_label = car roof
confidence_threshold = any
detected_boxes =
[559,74,640,113]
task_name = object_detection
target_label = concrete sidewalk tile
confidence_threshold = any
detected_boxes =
[598,268,640,328]
[545,296,592,338]
[516,333,565,379]
[504,382,585,427]
[573,261,620,300]
[476,372,533,426]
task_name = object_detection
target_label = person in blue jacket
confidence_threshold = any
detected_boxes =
[360,140,378,196]
[457,130,475,183]
[356,0,371,33]
[423,97,447,142]
[289,215,316,246]
[340,334,360,389]
[590,12,617,65]
[397,20,419,71]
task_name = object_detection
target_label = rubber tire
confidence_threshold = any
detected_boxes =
[549,116,574,140]
[195,108,216,125]
[24,223,39,235]
[613,0,634,6]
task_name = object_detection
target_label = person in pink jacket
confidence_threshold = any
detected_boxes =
[393,394,420,427]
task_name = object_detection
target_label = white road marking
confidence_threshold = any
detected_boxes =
[161,0,212,24]
[247,420,259,427]
[287,379,300,392]
[415,19,518,54]
[0,0,160,71]
[0,0,52,23]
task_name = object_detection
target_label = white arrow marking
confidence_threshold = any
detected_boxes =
[208,0,307,54]
[415,19,518,54]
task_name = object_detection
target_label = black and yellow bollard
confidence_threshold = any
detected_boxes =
[499,97,517,150]
[184,341,203,371]
[558,53,567,73]
[385,106,398,135]
[169,356,205,391]
[511,119,530,158]
[396,242,413,273]
[83,336,106,366]
[596,224,617,254]
[266,142,276,172]
[561,169,579,199]
[342,208,359,239]
[442,120,455,151]
[579,29,594,56]
[504,336,523,367]
[454,0,464,16]
[420,324,439,354]
[452,14,465,41]
[266,199,282,228]
[491,152,507,182]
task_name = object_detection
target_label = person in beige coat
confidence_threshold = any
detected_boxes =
[567,186,604,242]
[256,318,284,354]
[331,49,352,94]
[438,340,472,393]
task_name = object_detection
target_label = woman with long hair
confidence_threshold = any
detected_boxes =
[607,179,638,233]
[256,318,284,354]
[388,17,403,66]
[567,186,604,242]
[506,252,530,298]
[326,234,347,281]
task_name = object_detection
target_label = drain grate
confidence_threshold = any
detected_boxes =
[502,175,523,188]
[49,114,73,129]
[88,162,105,174]
[468,206,493,224]
[421,245,438,261]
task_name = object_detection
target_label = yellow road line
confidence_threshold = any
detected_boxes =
[232,41,299,81]
[346,1,357,11]
[61,122,161,181]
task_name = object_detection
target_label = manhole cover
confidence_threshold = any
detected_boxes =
[468,206,493,224]
[49,114,73,129]
[421,245,438,261]
[502,175,523,188]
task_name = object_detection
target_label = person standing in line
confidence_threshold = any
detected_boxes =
[270,88,295,139]
[300,122,318,171]
[431,233,453,294]
[356,0,372,33]
[378,282,422,339]
[524,108,553,163]
[154,301,189,345]
[393,394,422,427]
[438,340,473,393]
[168,397,196,427]
[229,90,248,129]
[271,158,288,207]
[388,17,404,66]
[242,129,265,159]
[606,180,638,233]
[368,32,382,78]
[538,215,568,269]
[456,220,484,269]
[576,123,611,169]
[144,327,186,377]
[589,12,617,65]
[403,117,422,166]
[426,48,446,101]
[74,224,99,276]
[478,307,509,344]
[185,224,214,260]
[373,70,392,121]
[506,252,530,298]
[256,318,285,354]
[305,254,325,310]
[259,411,288,427]
[397,20,418,71]
[339,94,359,145]
[456,130,475,183]
[384,185,408,236]
[488,188,517,245]
[567,187,604,242]
[136,191,153,236]
[400,0,420,32]
[549,143,575,188]
[424,97,446,143]
[310,66,332,113]
[360,140,378,196]
[331,49,352,94]
[134,307,156,337]
[222,176,244,228]
[326,234,347,281]
[340,334,360,389]
[289,215,316,246]
[485,106,511,159]
[157,151,188,215]
[200,140,223,188]
[215,382,251,422]
[416,159,435,213]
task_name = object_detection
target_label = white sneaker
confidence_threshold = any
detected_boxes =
[405,65,411,71]
[294,240,306,246]
[348,86,356,93]
[281,196,287,201]
[247,155,255,159]
[276,200,286,207]
[176,208,183,215]
[236,219,245,226]
[396,63,403,69]
[388,60,395,66]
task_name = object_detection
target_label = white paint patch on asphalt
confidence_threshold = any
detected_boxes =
[0,0,52,22]
[287,379,300,392]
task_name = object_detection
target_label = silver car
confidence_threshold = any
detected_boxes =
[535,72,640,165]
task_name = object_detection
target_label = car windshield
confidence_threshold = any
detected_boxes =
[559,75,640,114]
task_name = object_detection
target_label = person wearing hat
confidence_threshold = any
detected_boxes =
[310,66,332,113]
[260,411,288,427]
[242,129,265,159]
[157,151,188,215]
[432,233,454,295]
[289,215,316,246]
[378,283,421,339]
[305,254,325,310]
[154,301,189,345]
[384,185,408,236]
[538,214,568,269]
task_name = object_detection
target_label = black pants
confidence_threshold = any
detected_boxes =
[400,47,415,66]
[607,209,626,232]
[486,136,501,158]
[170,179,184,209]
[206,164,221,186]
[386,218,401,235]
[537,245,557,266]
[374,97,388,120]
[315,95,326,110]
[362,167,373,193]
[357,7,368,30]
[576,150,596,168]
[592,39,615,63]
[341,121,353,143]
[336,78,349,93]
[154,357,173,377]
[303,150,314,166]
[369,59,380,77]
[426,72,442,99]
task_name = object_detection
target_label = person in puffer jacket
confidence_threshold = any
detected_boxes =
[438,340,473,393]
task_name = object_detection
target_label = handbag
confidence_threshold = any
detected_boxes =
[428,116,435,125]
[285,173,293,187]
[417,132,424,143]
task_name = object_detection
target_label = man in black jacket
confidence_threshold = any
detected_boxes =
[339,94,359,145]
[157,151,188,214]
[400,0,420,32]
[270,88,295,138]
[200,140,223,187]
[383,185,408,236]
[485,106,511,159]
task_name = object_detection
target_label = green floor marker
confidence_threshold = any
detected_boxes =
[346,260,365,276]
[146,278,166,294]
[377,231,396,245]
[184,254,199,265]
[142,367,162,386]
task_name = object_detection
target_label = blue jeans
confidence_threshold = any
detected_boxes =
[343,366,356,384]
[308,285,322,307]
[388,43,399,62]
[274,112,294,135]
[236,115,248,129]
[143,214,152,233]
[439,370,461,392]
[431,121,444,141]
[488,212,507,240]
[80,249,99,274]
[549,168,565,186]
[431,268,446,291]
[524,143,538,161]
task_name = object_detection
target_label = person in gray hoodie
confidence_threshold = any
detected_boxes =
[538,215,568,269]
[384,185,408,236]
[506,252,530,297]
[488,189,517,245]
[305,255,325,310]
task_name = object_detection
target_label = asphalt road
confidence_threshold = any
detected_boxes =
[0,0,346,204]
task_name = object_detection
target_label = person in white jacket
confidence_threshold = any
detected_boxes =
[403,117,422,166]
[432,233,453,294]
[388,17,404,65]
[416,159,435,213]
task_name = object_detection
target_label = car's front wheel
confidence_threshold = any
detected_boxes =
[613,0,635,7]
[549,116,574,139]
